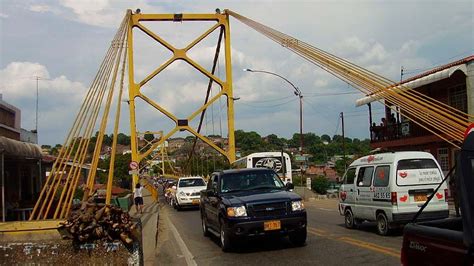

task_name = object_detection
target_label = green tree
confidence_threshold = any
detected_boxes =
[144,133,155,142]
[97,153,131,188]
[321,134,331,143]
[265,134,285,150]
[117,133,131,145]
[312,175,330,194]
[235,130,265,154]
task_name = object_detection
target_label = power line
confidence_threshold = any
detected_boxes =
[241,95,293,103]
[304,91,360,97]
[238,97,297,108]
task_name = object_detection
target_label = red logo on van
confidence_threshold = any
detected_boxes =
[367,155,375,163]
[436,193,443,199]
[340,191,347,201]
[399,172,408,178]
[400,195,408,202]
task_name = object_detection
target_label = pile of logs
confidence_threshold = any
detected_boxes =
[59,203,136,245]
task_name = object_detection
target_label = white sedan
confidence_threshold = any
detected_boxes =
[173,177,207,210]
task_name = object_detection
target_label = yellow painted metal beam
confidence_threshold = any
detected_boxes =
[126,11,237,173]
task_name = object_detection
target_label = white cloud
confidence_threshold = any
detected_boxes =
[29,5,51,13]
[0,12,8,19]
[0,62,88,142]
[58,0,161,28]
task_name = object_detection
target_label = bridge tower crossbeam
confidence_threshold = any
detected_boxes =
[126,11,236,189]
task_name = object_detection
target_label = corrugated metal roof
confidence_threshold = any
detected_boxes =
[355,55,473,107]
[0,136,42,159]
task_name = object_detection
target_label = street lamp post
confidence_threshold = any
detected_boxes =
[243,68,304,185]
[243,69,303,154]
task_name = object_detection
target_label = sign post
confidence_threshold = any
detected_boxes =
[306,177,311,190]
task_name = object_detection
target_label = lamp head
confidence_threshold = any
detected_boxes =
[243,68,253,72]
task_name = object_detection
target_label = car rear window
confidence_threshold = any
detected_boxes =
[396,159,443,186]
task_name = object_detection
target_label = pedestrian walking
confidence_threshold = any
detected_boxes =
[448,172,460,217]
[134,183,144,214]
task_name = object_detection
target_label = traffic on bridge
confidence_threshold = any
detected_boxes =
[0,2,473,265]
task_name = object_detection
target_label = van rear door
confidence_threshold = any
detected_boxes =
[396,158,446,212]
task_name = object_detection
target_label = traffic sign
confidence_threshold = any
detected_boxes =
[129,161,139,170]
[295,155,307,162]
[129,170,139,175]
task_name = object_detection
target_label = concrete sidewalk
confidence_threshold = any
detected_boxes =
[129,189,160,265]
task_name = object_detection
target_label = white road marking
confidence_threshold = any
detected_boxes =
[165,214,197,266]
[318,208,336,212]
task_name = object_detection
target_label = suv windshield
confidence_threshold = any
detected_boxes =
[220,170,285,193]
[179,178,205,188]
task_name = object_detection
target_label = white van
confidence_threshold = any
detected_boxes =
[338,151,449,235]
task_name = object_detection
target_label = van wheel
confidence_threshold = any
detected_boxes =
[344,209,355,229]
[376,213,390,236]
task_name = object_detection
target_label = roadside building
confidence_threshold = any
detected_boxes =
[0,95,43,221]
[355,56,473,175]
[168,137,186,152]
[306,164,340,183]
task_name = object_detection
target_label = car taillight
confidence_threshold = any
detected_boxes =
[444,188,449,202]
[391,192,398,206]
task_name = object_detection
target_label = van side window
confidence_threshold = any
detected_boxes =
[343,168,356,184]
[374,166,390,187]
[356,167,374,187]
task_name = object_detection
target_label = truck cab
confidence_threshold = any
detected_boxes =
[200,168,307,251]
[401,130,474,265]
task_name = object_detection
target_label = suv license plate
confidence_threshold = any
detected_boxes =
[192,199,200,204]
[414,194,427,202]
[264,220,281,231]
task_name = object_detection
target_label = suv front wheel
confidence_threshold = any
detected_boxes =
[289,228,307,246]
[220,220,233,252]
[201,212,210,237]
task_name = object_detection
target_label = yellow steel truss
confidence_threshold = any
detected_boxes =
[127,12,236,189]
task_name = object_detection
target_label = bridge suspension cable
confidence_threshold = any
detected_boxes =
[226,10,473,148]
[29,12,131,220]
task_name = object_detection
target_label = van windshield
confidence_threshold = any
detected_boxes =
[396,159,443,186]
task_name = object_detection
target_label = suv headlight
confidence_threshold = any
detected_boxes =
[291,200,305,211]
[179,191,186,197]
[227,206,247,217]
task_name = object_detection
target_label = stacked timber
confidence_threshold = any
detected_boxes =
[59,202,136,245]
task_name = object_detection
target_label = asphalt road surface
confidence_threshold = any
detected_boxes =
[155,197,402,266]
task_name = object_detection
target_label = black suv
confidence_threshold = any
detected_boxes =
[200,168,307,251]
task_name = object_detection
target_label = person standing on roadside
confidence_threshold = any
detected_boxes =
[134,183,144,214]
[448,172,460,217]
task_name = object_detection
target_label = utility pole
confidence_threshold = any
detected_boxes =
[340,112,346,171]
[35,76,40,133]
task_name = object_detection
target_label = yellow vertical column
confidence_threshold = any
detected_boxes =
[223,14,236,163]
[127,12,140,191]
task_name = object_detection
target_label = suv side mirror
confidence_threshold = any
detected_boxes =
[209,183,218,195]
[286,182,294,190]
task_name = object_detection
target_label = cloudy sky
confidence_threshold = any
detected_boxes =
[1,0,472,145]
